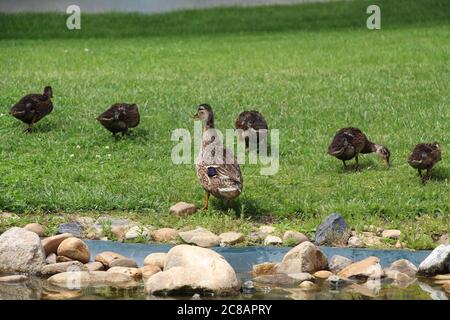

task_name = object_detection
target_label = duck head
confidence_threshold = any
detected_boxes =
[374,144,391,167]
[193,104,214,128]
[43,86,53,98]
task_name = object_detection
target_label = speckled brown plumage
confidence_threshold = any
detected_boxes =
[10,86,53,132]
[328,127,390,170]
[408,142,441,183]
[235,110,268,149]
[194,104,243,209]
[97,103,140,136]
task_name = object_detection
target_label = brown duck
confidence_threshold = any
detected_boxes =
[328,127,390,170]
[408,142,441,183]
[97,103,140,136]
[10,86,53,132]
[235,110,268,149]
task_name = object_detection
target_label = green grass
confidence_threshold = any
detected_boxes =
[0,0,449,248]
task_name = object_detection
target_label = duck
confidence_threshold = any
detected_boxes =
[10,86,54,132]
[97,103,140,136]
[194,104,243,210]
[327,127,390,170]
[235,110,268,150]
[408,142,441,183]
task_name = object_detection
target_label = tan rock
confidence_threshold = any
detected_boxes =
[41,233,73,256]
[263,235,283,245]
[433,279,450,285]
[381,229,401,239]
[338,256,383,279]
[259,225,275,234]
[298,281,318,290]
[107,267,142,281]
[169,202,197,216]
[179,227,220,247]
[40,261,88,275]
[109,258,138,268]
[219,232,245,245]
[313,270,333,279]
[282,231,309,245]
[95,251,126,268]
[434,274,450,280]
[86,262,105,271]
[48,271,139,289]
[275,241,328,274]
[141,265,162,279]
[42,290,83,300]
[359,232,383,247]
[57,237,90,263]
[144,253,167,269]
[24,223,45,237]
[56,256,74,263]
[111,226,125,241]
[443,283,450,293]
[252,262,277,276]
[0,275,29,283]
[386,259,417,278]
[152,228,179,242]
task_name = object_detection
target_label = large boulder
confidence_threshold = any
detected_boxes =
[145,245,239,296]
[24,223,45,237]
[179,227,221,247]
[95,251,126,268]
[418,245,450,276]
[0,227,46,274]
[57,237,90,263]
[338,256,383,279]
[385,259,417,278]
[275,241,328,274]
[144,253,167,269]
[41,233,73,256]
[314,213,350,246]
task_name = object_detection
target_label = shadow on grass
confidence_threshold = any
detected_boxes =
[212,196,270,220]
[0,0,449,40]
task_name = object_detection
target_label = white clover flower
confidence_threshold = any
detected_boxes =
[84,48,89,52]
[76,145,81,149]
[70,154,75,158]
[105,146,110,149]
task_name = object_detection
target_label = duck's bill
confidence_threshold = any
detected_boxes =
[193,114,199,120]
[383,159,390,167]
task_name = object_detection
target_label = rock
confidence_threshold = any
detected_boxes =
[0,212,19,220]
[179,227,221,247]
[254,273,312,287]
[264,235,283,246]
[385,259,417,278]
[314,213,350,246]
[437,234,449,245]
[107,267,142,281]
[419,282,448,300]
[219,232,244,245]
[93,217,135,230]
[46,253,57,264]
[109,258,138,268]
[329,255,352,274]
[42,289,83,300]
[347,236,363,248]
[169,202,197,216]
[381,229,401,239]
[56,256,75,263]
[48,271,139,289]
[433,279,450,285]
[141,265,161,279]
[111,226,126,241]
[41,233,73,256]
[252,262,277,276]
[145,245,239,296]
[242,280,256,294]
[287,272,315,282]
[95,251,126,268]
[275,241,328,274]
[86,262,105,271]
[443,283,450,293]
[418,244,450,276]
[338,256,383,280]
[384,269,413,286]
[349,282,380,298]
[40,261,88,275]
[152,228,179,242]
[57,222,84,238]
[299,281,318,290]
[125,226,151,241]
[259,225,275,234]
[144,253,167,269]
[313,270,333,279]
[0,275,29,283]
[434,274,450,280]
[24,223,45,237]
[395,241,404,249]
[57,237,90,264]
[0,227,46,274]
[282,231,309,245]
[326,275,352,289]
[248,231,266,243]
[359,232,383,247]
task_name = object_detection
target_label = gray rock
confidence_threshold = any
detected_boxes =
[275,241,328,274]
[314,213,350,246]
[253,273,307,287]
[47,271,139,289]
[0,227,46,274]
[46,253,57,264]
[57,222,84,238]
[418,245,450,276]
[219,232,245,245]
[385,259,417,278]
[0,275,29,283]
[145,245,239,296]
[179,227,221,247]
[191,293,202,300]
[40,261,88,275]
[329,255,353,273]
[347,236,363,248]
[263,235,283,246]
[109,258,138,268]
[242,280,256,294]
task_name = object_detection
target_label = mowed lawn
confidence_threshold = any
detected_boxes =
[0,0,449,245]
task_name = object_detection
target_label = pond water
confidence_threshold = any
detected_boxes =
[1,241,448,300]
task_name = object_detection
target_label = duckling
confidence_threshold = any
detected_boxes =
[327,127,390,170]
[235,110,268,149]
[194,104,243,210]
[97,103,140,136]
[10,86,53,132]
[408,142,441,183]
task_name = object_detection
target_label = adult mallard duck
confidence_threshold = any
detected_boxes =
[235,110,268,149]
[327,127,390,170]
[97,103,140,136]
[10,86,53,132]
[408,142,441,183]
[194,104,243,210]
